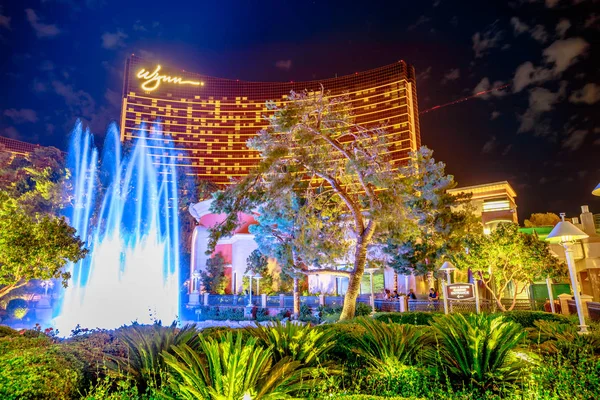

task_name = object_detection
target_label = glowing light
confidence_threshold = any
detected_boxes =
[137,65,204,92]
[54,121,180,334]
[482,199,510,212]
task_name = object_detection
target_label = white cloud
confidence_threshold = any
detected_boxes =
[442,68,460,83]
[569,83,600,105]
[531,25,548,43]
[137,49,156,60]
[555,19,571,38]
[0,7,11,30]
[543,38,589,74]
[408,15,431,31]
[3,108,38,123]
[39,60,55,71]
[101,30,127,49]
[133,20,147,31]
[25,9,60,38]
[52,80,96,119]
[275,59,292,71]
[562,130,588,151]
[545,0,560,7]
[518,84,566,133]
[472,23,503,58]
[417,66,432,82]
[481,136,497,154]
[510,17,529,35]
[473,78,506,99]
[2,127,21,140]
[104,88,121,108]
[585,14,599,29]
[512,62,552,92]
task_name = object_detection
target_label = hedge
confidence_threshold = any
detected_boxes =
[501,310,571,328]
[373,311,441,326]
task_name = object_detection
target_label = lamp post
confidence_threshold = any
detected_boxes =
[546,213,590,334]
[365,268,379,314]
[255,274,262,296]
[439,261,456,314]
[246,272,254,307]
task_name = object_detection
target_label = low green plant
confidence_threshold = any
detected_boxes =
[0,325,18,337]
[163,331,315,399]
[528,320,600,358]
[373,311,440,326]
[351,317,433,377]
[0,335,83,399]
[245,320,335,367]
[355,302,373,317]
[108,322,198,392]
[501,310,570,328]
[429,313,533,392]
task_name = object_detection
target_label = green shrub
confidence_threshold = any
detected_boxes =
[318,321,367,367]
[0,336,83,399]
[352,317,433,377]
[429,313,533,393]
[163,331,316,399]
[328,395,424,400]
[528,320,600,358]
[108,323,198,392]
[502,310,570,328]
[373,312,440,326]
[528,349,600,398]
[245,320,335,367]
[0,325,18,337]
[195,306,245,321]
[355,302,373,317]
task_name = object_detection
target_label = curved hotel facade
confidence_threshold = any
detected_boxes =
[120,55,421,185]
[120,55,422,298]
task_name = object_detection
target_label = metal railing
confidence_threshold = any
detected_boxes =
[193,294,542,314]
[587,302,600,321]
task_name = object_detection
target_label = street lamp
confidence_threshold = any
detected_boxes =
[254,274,262,296]
[439,261,456,314]
[365,267,379,314]
[546,213,590,334]
[245,272,254,307]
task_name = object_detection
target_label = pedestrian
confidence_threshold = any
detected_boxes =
[407,288,417,300]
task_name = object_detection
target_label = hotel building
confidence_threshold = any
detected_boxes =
[120,55,421,185]
[120,55,423,298]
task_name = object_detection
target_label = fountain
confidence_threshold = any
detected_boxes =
[54,121,180,333]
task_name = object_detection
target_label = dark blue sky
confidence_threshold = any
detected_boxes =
[0,0,598,220]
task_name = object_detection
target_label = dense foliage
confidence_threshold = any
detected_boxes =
[0,146,87,299]
[0,311,598,399]
[453,223,567,311]
[200,253,228,294]
[208,89,417,320]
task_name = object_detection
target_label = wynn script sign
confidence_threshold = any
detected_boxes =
[446,283,475,300]
[136,65,204,92]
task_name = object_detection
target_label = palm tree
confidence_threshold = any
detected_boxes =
[163,331,316,399]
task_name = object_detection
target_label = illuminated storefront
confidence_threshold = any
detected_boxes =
[120,55,421,185]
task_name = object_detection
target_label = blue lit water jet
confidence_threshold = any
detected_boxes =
[54,121,180,333]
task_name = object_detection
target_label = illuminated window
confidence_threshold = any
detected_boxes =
[483,199,510,212]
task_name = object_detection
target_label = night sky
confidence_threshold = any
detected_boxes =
[0,0,598,222]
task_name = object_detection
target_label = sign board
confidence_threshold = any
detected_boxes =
[446,283,475,300]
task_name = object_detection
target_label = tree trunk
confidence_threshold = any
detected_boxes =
[0,281,27,299]
[293,277,300,319]
[339,236,370,321]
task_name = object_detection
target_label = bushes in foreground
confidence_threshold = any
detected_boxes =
[0,310,598,399]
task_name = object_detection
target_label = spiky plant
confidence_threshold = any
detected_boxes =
[163,331,314,399]
[429,313,532,391]
[108,322,198,392]
[529,320,600,358]
[245,321,335,367]
[351,317,433,376]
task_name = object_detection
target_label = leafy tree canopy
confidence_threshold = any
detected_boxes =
[452,222,567,311]
[0,146,87,298]
[382,147,480,276]
[208,89,403,320]
[524,212,561,227]
[201,253,227,294]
